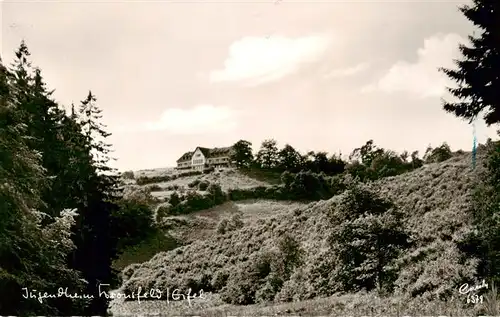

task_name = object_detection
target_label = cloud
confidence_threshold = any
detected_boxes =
[209,34,331,86]
[143,104,238,135]
[324,62,370,78]
[362,33,465,98]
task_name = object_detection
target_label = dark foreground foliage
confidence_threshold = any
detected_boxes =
[0,42,155,315]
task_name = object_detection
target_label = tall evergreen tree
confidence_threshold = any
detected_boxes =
[7,42,75,218]
[0,52,86,316]
[6,42,122,315]
[78,91,121,200]
[69,91,121,315]
[440,0,500,125]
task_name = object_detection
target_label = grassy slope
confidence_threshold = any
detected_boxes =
[114,168,278,272]
[110,150,496,315]
[112,230,178,271]
[124,168,272,201]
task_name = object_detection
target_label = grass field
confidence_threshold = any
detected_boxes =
[112,230,178,271]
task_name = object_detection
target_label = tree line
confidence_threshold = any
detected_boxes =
[231,138,455,182]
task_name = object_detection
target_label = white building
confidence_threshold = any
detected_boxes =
[176,146,235,171]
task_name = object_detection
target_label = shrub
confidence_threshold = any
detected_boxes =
[424,143,452,163]
[255,273,283,303]
[198,180,210,191]
[326,183,410,294]
[211,269,230,290]
[217,213,244,234]
[207,183,227,205]
[178,170,203,177]
[123,186,154,203]
[329,174,347,195]
[228,188,256,201]
[121,263,141,283]
[135,170,203,185]
[111,197,156,252]
[156,205,171,222]
[281,170,294,190]
[346,161,369,181]
[263,186,281,199]
[369,150,407,179]
[188,179,201,188]
[146,184,163,192]
[288,171,331,200]
[121,170,135,179]
[275,267,315,302]
[136,175,172,185]
[185,191,212,211]
[204,166,215,174]
[220,252,275,305]
[231,213,244,229]
[219,242,304,305]
[170,191,213,215]
[220,265,261,305]
[216,219,230,234]
[276,233,305,278]
[169,192,181,207]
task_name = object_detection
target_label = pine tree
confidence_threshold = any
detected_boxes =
[7,42,74,218]
[0,52,86,316]
[1,40,130,316]
[78,91,121,200]
[440,0,500,125]
[69,91,122,315]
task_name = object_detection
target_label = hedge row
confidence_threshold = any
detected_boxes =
[157,182,227,220]
[136,170,203,185]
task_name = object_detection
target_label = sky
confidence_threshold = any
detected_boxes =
[1,0,498,171]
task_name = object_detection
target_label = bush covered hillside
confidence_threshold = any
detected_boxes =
[3,0,500,315]
[110,144,498,316]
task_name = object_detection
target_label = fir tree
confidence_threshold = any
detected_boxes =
[78,91,121,200]
[440,0,500,125]
[69,91,122,315]
[0,52,86,316]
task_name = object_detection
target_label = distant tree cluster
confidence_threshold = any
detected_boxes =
[231,138,454,184]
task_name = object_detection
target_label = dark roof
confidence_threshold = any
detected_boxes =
[176,151,193,162]
[196,147,212,157]
[176,146,234,162]
[209,146,233,157]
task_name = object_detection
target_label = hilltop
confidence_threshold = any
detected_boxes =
[109,147,494,316]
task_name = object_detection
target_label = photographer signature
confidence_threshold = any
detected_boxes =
[458,280,488,304]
